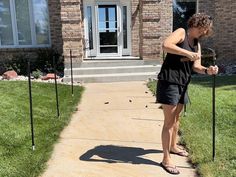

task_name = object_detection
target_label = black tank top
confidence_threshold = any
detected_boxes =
[158,31,198,86]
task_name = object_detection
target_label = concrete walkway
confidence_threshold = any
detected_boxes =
[41,82,196,177]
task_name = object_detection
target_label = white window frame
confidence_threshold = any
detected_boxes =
[0,0,51,48]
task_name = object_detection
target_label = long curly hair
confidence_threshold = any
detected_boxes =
[187,13,213,29]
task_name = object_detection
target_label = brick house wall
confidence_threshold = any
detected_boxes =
[140,0,172,62]
[60,0,84,65]
[213,0,236,64]
[1,0,235,69]
[48,0,63,53]
[131,0,140,58]
[199,0,236,64]
[130,0,172,62]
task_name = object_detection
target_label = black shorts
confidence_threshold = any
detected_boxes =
[156,80,188,105]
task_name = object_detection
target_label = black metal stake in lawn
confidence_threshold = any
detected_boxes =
[70,49,74,96]
[27,59,35,151]
[53,55,60,118]
[184,104,187,116]
[208,48,216,161]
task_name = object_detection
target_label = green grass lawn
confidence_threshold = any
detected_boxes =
[148,75,236,177]
[0,81,84,177]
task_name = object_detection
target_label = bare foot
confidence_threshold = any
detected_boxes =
[160,162,180,175]
[170,146,189,157]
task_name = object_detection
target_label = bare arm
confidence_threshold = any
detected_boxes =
[192,43,206,74]
[192,43,219,75]
[162,28,200,60]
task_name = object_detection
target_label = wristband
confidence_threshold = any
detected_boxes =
[204,68,208,74]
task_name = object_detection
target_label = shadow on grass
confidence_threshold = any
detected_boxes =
[79,145,161,166]
[191,75,236,89]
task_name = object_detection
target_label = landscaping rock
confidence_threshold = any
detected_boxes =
[2,70,18,80]
[41,73,59,80]
[2,74,82,86]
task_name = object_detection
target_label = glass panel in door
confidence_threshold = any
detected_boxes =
[98,5,118,54]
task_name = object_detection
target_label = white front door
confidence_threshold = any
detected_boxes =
[97,4,120,56]
[84,1,131,58]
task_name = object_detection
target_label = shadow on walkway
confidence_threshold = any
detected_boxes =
[79,145,162,166]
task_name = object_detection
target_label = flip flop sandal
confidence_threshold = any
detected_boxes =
[160,162,180,175]
[176,145,185,150]
[170,150,189,157]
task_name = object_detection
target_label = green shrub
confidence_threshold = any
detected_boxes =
[0,48,64,76]
[32,69,43,79]
[35,48,64,74]
[3,54,29,75]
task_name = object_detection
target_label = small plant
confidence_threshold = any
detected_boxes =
[32,69,43,79]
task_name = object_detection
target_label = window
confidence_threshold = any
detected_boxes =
[173,0,197,31]
[33,0,50,45]
[0,0,14,45]
[15,0,32,45]
[0,0,50,47]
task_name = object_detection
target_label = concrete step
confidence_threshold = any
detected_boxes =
[63,72,158,83]
[64,65,161,75]
[83,56,140,60]
[63,59,161,83]
[65,59,160,68]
